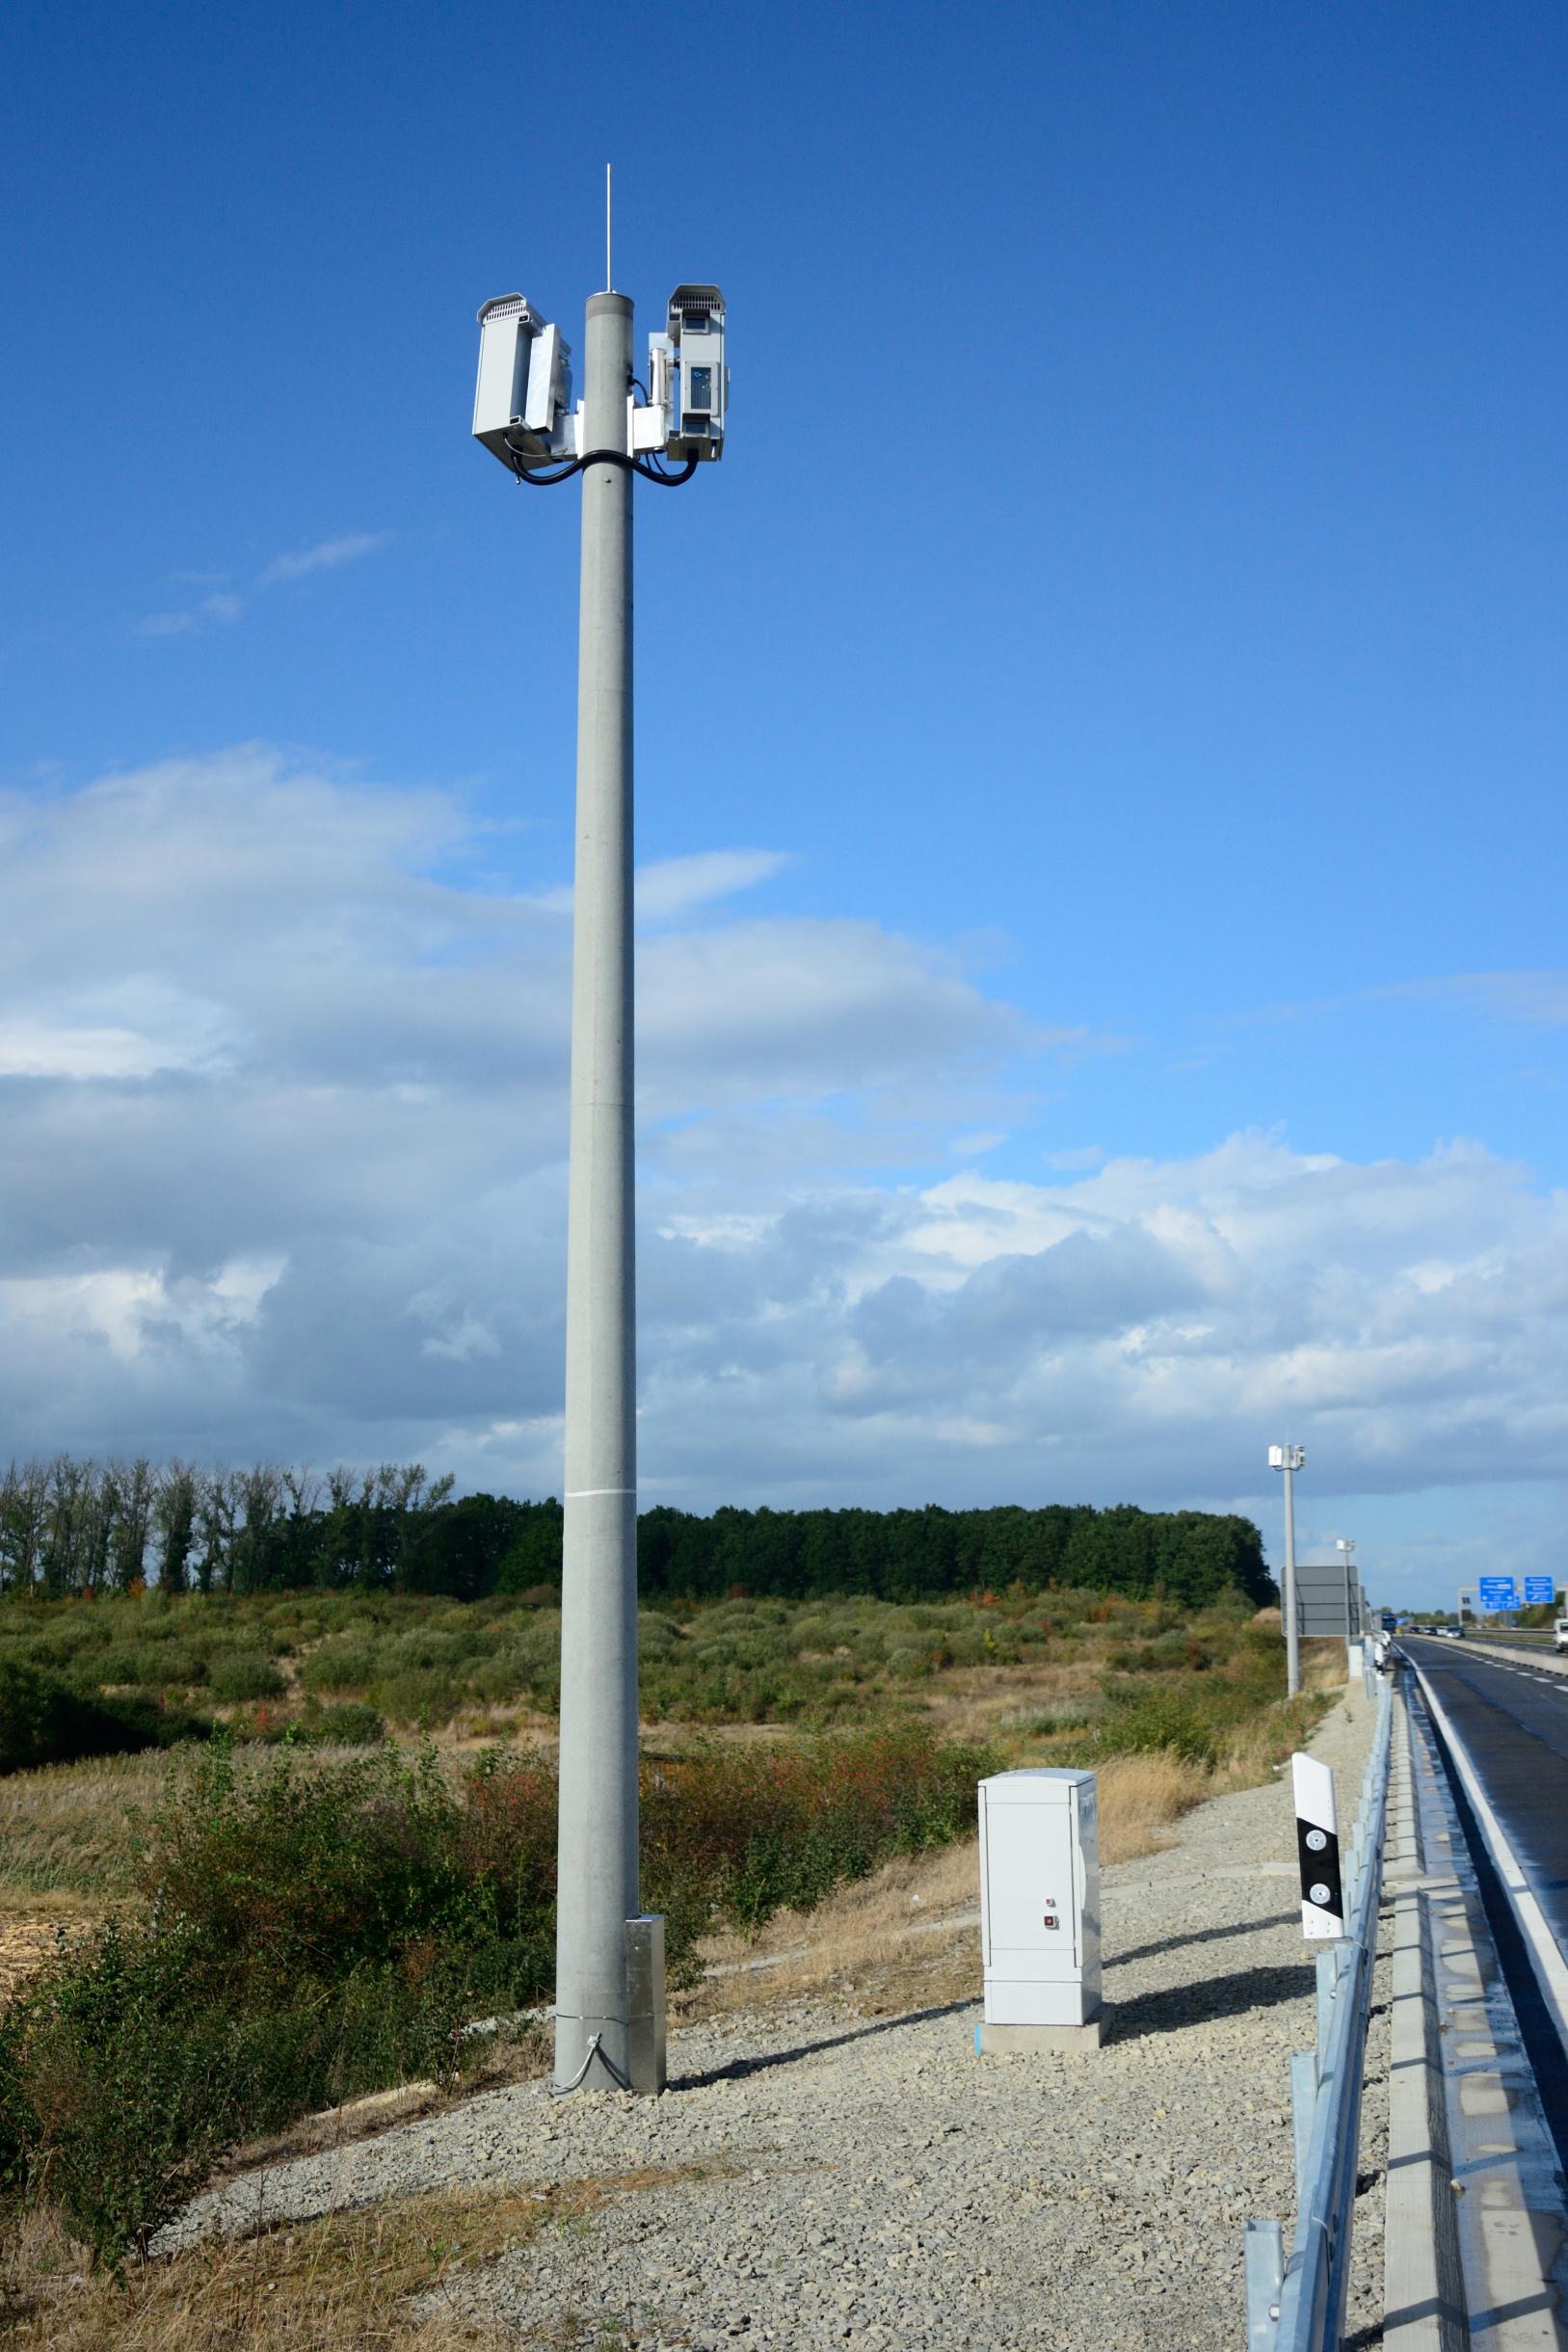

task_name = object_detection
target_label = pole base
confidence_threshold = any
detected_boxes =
[975,2011,1109,2056]
[625,1914,667,2096]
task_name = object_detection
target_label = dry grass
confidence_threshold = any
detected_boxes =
[0,1913,102,2009]
[0,1750,169,1900]
[1301,1639,1354,1690]
[682,1696,1316,2023]
[686,1835,982,2020]
[683,1749,1209,2019]
[1095,1749,1210,1858]
[0,2163,737,2350]
[0,1755,149,2000]
[917,1656,1103,1745]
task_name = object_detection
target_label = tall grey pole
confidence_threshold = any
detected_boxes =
[554,290,640,2093]
[1338,1539,1356,1682]
[1283,1456,1301,1698]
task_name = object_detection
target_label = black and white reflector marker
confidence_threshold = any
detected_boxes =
[1291,1751,1343,1938]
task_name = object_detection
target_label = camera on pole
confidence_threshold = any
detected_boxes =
[472,284,727,479]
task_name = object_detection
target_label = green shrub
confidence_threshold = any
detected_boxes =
[1095,1625,1294,1765]
[369,1668,464,1725]
[93,1642,210,1689]
[298,1640,377,1694]
[0,1912,473,2265]
[1097,1686,1226,1765]
[0,1659,208,1775]
[207,1651,286,1702]
[300,1700,385,1746]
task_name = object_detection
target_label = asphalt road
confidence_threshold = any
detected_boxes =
[1404,1634,1568,1965]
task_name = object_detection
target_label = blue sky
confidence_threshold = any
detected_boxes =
[2,2,1565,1606]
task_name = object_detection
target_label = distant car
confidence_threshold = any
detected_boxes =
[1439,1623,1464,1640]
[1554,1616,1568,1654]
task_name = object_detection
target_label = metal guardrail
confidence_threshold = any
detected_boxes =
[1244,1669,1394,2351]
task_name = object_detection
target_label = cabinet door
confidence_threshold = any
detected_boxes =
[982,1795,1080,1970]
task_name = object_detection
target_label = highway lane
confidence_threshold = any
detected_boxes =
[1404,1633,1568,1966]
[1454,1626,1559,1658]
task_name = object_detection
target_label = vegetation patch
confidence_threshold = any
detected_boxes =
[0,1658,209,1776]
[0,1723,987,2266]
[0,2163,736,2350]
[0,1585,1270,1749]
[0,1584,1327,2276]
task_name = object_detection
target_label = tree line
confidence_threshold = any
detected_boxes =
[0,1457,1272,1610]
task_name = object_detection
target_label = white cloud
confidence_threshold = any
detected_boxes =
[1391,972,1568,1027]
[134,609,201,639]
[0,745,1565,1587]
[135,588,243,637]
[0,749,1026,1459]
[528,848,792,922]
[259,532,392,585]
[136,538,389,637]
[635,849,792,922]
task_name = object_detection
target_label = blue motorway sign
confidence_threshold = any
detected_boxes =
[1477,1576,1520,1611]
[1524,1577,1556,1606]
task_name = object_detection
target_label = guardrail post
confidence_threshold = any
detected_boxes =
[1316,1946,1342,2068]
[1289,2047,1317,2191]
[1248,1672,1393,2349]
[1244,2216,1285,2350]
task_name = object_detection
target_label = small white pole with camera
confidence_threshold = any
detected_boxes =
[472,190,729,2096]
[1335,1537,1358,1681]
[1269,1443,1305,1697]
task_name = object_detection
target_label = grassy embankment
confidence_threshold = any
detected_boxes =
[0,1588,1336,2324]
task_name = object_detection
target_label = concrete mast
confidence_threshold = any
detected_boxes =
[553,288,641,2093]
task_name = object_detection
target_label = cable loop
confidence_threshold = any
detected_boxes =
[507,447,699,489]
[549,2030,632,2098]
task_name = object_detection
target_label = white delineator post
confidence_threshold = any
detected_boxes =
[554,288,646,2094]
[1291,1751,1343,1939]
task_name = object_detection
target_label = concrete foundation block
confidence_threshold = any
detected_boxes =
[975,2011,1108,2056]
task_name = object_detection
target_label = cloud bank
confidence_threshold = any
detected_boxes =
[1,749,1564,1567]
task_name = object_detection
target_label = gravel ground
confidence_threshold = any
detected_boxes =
[157,1689,1384,2350]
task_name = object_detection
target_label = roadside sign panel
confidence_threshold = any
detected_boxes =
[1293,1563,1361,1638]
[1524,1578,1555,1606]
[1477,1576,1520,1612]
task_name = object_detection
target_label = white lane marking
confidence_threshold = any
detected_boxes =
[1411,1662,1568,2063]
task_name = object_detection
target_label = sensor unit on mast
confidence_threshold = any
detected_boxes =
[664,284,727,461]
[474,282,727,477]
[473,294,574,472]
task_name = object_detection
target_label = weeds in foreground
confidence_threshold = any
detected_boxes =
[0,2164,732,2349]
[0,1724,988,2267]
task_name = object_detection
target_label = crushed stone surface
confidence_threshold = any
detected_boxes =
[157,1690,1385,2350]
